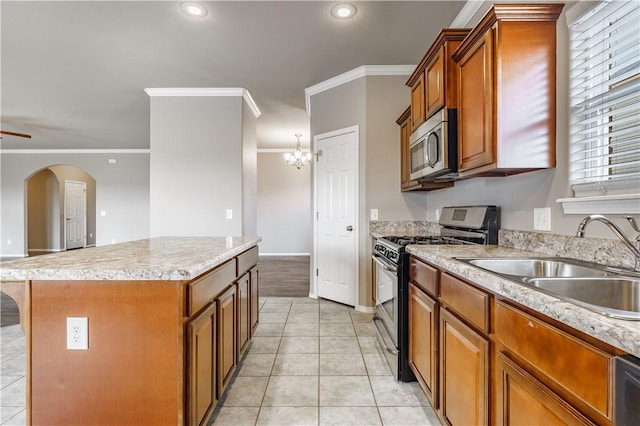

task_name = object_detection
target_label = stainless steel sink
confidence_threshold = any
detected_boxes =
[527,277,640,320]
[461,257,612,278]
[456,257,640,320]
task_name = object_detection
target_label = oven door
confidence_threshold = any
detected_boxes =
[372,254,398,345]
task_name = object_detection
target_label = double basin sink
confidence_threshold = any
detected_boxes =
[456,257,640,320]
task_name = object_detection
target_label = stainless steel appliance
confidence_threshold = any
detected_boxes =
[616,354,640,424]
[372,205,499,381]
[409,108,457,181]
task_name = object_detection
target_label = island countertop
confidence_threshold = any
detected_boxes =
[0,236,261,281]
[406,244,640,358]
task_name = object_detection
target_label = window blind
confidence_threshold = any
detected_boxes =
[568,0,640,197]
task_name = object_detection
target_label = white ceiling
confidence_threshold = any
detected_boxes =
[0,1,466,150]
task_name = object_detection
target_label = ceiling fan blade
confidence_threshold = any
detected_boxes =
[0,130,32,139]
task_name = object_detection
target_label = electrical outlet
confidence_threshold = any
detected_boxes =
[6,239,11,246]
[534,207,551,231]
[435,209,441,221]
[370,209,378,220]
[226,209,233,219]
[67,317,88,350]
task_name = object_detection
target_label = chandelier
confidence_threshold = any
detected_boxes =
[284,134,312,169]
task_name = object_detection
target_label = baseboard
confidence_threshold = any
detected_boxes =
[28,248,63,253]
[260,253,311,256]
[0,254,26,259]
[308,292,318,299]
[356,305,375,314]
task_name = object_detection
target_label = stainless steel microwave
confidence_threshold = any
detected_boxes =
[409,108,458,181]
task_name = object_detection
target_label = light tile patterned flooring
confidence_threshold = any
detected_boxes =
[210,297,440,425]
[0,296,440,425]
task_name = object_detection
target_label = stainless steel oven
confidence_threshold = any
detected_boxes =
[372,205,499,382]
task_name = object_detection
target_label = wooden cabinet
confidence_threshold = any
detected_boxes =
[407,29,470,130]
[408,283,438,408]
[397,107,453,192]
[250,266,259,334]
[187,302,217,426]
[439,274,491,426]
[217,284,237,398]
[495,352,596,426]
[237,272,250,357]
[453,4,563,177]
[495,300,615,425]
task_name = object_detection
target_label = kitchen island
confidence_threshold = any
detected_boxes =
[0,236,261,426]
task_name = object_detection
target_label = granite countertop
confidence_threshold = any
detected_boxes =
[406,244,640,358]
[0,236,262,281]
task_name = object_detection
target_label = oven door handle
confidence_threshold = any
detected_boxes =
[373,316,399,356]
[372,255,398,274]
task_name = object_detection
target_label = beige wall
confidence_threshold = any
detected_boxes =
[27,169,59,252]
[257,152,311,254]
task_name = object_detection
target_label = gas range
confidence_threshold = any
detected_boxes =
[374,206,499,266]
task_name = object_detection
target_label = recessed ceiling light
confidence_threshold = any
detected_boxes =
[331,3,357,19]
[180,2,208,18]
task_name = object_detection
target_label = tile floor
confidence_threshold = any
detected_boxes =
[0,296,440,425]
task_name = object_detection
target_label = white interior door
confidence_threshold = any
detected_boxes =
[314,127,358,307]
[65,180,86,250]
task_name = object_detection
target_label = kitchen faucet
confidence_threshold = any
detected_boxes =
[576,214,640,272]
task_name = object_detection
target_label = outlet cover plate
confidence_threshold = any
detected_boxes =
[534,207,551,231]
[67,317,88,350]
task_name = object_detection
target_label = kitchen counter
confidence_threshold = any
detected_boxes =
[0,236,261,281]
[407,244,640,357]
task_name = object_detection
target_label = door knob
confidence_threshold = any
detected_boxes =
[346,226,353,232]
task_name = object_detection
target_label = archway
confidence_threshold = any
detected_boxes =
[25,165,96,256]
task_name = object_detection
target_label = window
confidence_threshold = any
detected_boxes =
[563,0,640,213]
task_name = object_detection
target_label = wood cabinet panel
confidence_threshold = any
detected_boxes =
[440,307,489,426]
[187,302,217,426]
[188,260,236,316]
[409,283,438,408]
[425,47,444,117]
[440,273,490,333]
[495,300,613,421]
[410,73,426,131]
[408,256,439,297]
[217,285,237,398]
[237,246,259,276]
[250,266,259,334]
[495,352,596,426]
[237,272,250,357]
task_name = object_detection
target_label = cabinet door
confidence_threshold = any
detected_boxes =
[250,266,259,334]
[457,27,494,173]
[440,308,489,426]
[237,272,250,357]
[217,285,237,398]
[409,283,438,408]
[187,302,217,426]
[496,352,596,426]
[425,46,445,117]
[400,114,413,189]
[411,73,426,131]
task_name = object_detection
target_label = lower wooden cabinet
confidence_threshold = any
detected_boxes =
[217,285,237,398]
[237,272,250,358]
[408,283,438,408]
[439,307,489,426]
[187,302,217,426]
[495,352,596,426]
[250,266,259,333]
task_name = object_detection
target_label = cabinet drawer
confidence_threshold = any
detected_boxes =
[409,256,439,297]
[188,260,236,316]
[495,300,614,421]
[237,246,258,276]
[440,273,490,332]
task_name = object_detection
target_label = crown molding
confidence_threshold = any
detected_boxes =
[450,0,486,27]
[0,149,150,154]
[144,87,261,118]
[304,65,415,115]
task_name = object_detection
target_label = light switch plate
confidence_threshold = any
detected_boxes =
[370,209,378,220]
[226,209,233,219]
[534,207,551,231]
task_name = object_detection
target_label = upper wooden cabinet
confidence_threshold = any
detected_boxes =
[452,4,563,177]
[407,28,471,132]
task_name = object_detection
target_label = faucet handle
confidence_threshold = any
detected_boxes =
[624,216,640,233]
